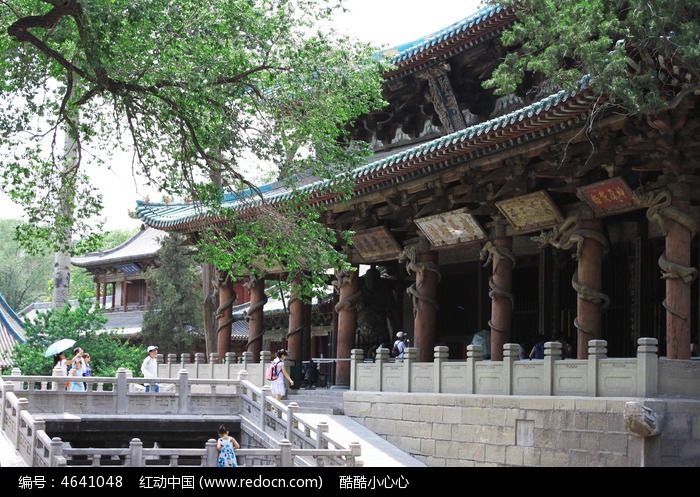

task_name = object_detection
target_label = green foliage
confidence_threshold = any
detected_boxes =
[0,219,52,310]
[484,0,700,114]
[4,296,145,376]
[1,0,389,260]
[141,232,204,355]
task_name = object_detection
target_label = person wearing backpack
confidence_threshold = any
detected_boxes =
[270,349,294,400]
[392,331,407,360]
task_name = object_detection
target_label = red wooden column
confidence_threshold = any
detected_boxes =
[334,267,360,386]
[287,277,304,366]
[216,275,235,359]
[111,282,116,310]
[95,282,101,308]
[405,239,441,362]
[145,280,150,305]
[122,280,128,312]
[574,220,605,359]
[246,277,266,361]
[663,197,693,359]
[484,228,514,361]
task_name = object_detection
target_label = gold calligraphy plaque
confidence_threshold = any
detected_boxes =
[351,226,402,262]
[496,191,563,233]
[577,177,638,216]
[414,209,486,248]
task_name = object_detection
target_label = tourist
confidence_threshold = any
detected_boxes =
[141,345,159,392]
[82,352,91,390]
[271,349,294,401]
[216,424,240,467]
[529,340,545,360]
[68,349,86,392]
[393,331,407,359]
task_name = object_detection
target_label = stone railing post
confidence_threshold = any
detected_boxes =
[194,352,205,378]
[167,354,177,378]
[52,365,64,391]
[181,353,191,365]
[49,436,63,467]
[15,398,28,448]
[225,352,237,379]
[31,418,45,465]
[0,382,13,430]
[433,346,449,393]
[350,349,363,391]
[261,385,273,428]
[403,347,417,393]
[637,337,659,397]
[209,353,219,378]
[315,421,329,467]
[205,439,218,467]
[347,442,361,467]
[466,344,483,394]
[587,339,607,397]
[503,343,520,395]
[287,402,300,441]
[260,350,272,385]
[11,367,22,391]
[279,439,292,467]
[178,370,189,413]
[375,347,389,392]
[544,341,562,395]
[242,351,253,370]
[128,438,143,467]
[116,368,128,414]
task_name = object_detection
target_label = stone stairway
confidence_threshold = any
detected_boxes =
[284,387,346,414]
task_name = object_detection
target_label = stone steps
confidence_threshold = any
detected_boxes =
[284,388,346,414]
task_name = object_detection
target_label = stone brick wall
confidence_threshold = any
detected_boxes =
[343,392,700,466]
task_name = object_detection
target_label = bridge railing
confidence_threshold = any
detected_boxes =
[1,370,360,467]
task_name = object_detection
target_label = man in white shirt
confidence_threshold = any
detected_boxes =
[141,345,159,392]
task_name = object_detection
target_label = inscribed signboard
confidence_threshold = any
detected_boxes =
[414,209,486,248]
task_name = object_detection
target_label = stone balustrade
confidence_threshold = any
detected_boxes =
[350,338,700,399]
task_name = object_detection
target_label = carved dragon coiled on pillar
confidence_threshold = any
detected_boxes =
[332,270,362,313]
[400,244,441,318]
[480,240,515,311]
[533,216,610,337]
[215,272,236,345]
[243,277,268,351]
[641,190,699,321]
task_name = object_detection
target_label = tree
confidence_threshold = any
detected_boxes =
[141,232,204,355]
[484,1,700,115]
[1,1,389,294]
[0,219,52,311]
[4,295,144,377]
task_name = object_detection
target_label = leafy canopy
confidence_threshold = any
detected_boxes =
[4,296,145,377]
[484,0,700,114]
[141,232,204,355]
[1,0,389,285]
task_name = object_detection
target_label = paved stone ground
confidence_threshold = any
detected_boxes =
[0,430,27,467]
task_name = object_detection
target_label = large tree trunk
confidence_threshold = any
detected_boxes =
[52,115,76,310]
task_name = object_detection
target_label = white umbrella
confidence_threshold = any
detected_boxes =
[44,338,76,358]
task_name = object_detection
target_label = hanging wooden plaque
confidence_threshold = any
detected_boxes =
[414,209,487,248]
[351,226,402,262]
[496,191,563,233]
[577,177,639,216]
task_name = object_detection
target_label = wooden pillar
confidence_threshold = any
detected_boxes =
[663,198,693,359]
[122,280,128,312]
[95,282,101,308]
[334,267,360,386]
[574,220,606,359]
[287,279,304,366]
[302,300,312,361]
[216,275,235,359]
[484,230,513,361]
[101,282,107,308]
[245,277,266,361]
[145,279,150,305]
[405,239,441,362]
[111,282,116,311]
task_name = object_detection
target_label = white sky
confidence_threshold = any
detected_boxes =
[0,0,484,232]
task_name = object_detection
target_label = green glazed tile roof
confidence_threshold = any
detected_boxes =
[135,78,596,230]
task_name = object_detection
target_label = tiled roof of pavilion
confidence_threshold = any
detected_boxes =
[377,4,516,79]
[0,293,25,369]
[135,78,596,231]
[71,225,167,268]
